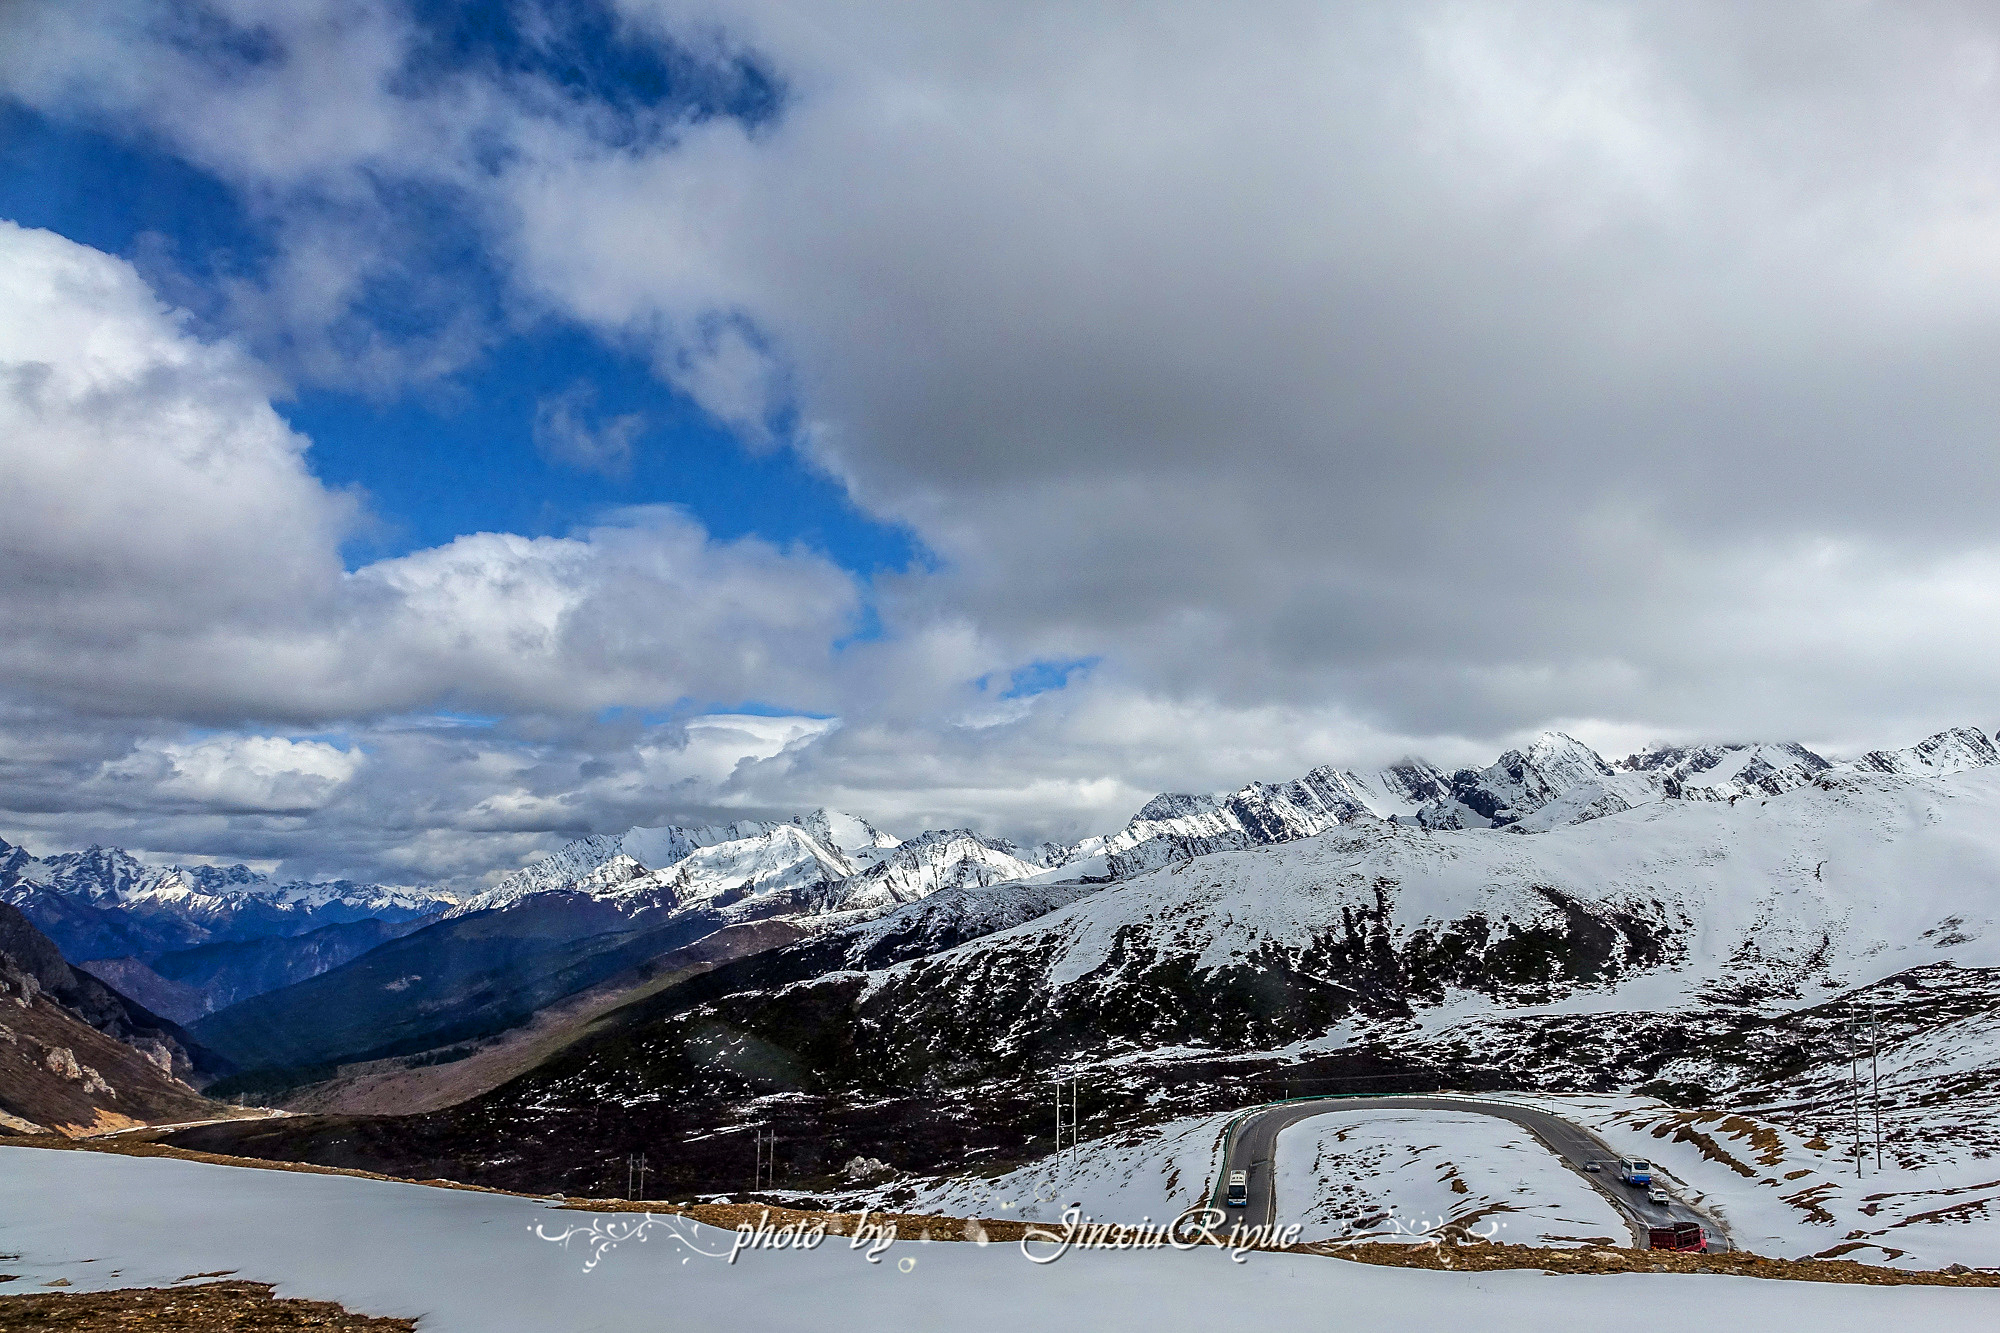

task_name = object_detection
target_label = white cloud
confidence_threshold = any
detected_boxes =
[0,223,864,726]
[96,735,363,814]
[11,5,2000,882]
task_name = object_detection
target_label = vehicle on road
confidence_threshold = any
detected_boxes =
[1648,1186,1671,1205]
[1648,1222,1707,1253]
[1618,1157,1653,1186]
[1583,1160,1602,1172]
[1225,1171,1249,1207]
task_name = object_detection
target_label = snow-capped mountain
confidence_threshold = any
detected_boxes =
[1017,729,2000,883]
[456,810,1037,931]
[800,830,1045,916]
[1617,740,1831,801]
[0,838,456,961]
[1055,761,1449,880]
[518,751,2000,1118]
[460,808,904,917]
[606,824,862,917]
[1843,724,1998,777]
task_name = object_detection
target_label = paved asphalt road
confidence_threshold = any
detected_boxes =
[1207,1094,1730,1250]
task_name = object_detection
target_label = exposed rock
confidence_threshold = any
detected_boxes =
[43,1045,80,1079]
[842,1155,895,1182]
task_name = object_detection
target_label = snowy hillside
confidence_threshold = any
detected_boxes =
[517,757,2000,1149]
[1275,1109,1629,1247]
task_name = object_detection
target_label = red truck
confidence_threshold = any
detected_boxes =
[1649,1222,1708,1253]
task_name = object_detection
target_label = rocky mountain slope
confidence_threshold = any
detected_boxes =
[0,902,229,1133]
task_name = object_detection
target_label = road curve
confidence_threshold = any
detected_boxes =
[1207,1094,1730,1251]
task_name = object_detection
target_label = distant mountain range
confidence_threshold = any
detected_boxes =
[159,723,2000,1210]
[0,841,455,961]
[11,725,2000,1121]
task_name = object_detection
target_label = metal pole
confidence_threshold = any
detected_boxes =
[1852,1038,1862,1178]
[1872,1002,1883,1171]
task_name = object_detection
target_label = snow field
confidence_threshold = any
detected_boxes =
[1511,1093,2000,1270]
[3,1147,1999,1332]
[891,1110,1233,1224]
[1272,1109,1629,1246]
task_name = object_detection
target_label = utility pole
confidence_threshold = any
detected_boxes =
[636,1152,651,1200]
[1871,1001,1883,1171]
[1851,1034,1863,1178]
[1052,1078,1080,1171]
[752,1128,775,1192]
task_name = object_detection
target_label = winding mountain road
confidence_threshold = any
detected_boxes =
[1207,1094,1730,1250]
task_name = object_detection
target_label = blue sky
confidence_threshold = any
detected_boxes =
[0,98,919,576]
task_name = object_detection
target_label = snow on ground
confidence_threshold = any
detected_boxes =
[887,1110,1231,1224]
[4,1148,1999,1333]
[1272,1110,1629,1247]
[1510,1093,2000,1270]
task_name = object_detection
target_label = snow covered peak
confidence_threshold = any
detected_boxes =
[1523,731,1616,781]
[1410,733,1621,830]
[1335,760,1454,820]
[463,833,631,913]
[467,809,904,916]
[806,830,1043,916]
[41,845,154,903]
[1134,791,1223,822]
[614,825,859,917]
[0,838,456,917]
[0,838,457,961]
[1620,741,1830,800]
[1845,726,1999,778]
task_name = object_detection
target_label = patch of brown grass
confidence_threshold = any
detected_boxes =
[0,1280,413,1330]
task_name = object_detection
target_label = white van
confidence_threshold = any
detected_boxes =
[1225,1170,1249,1207]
